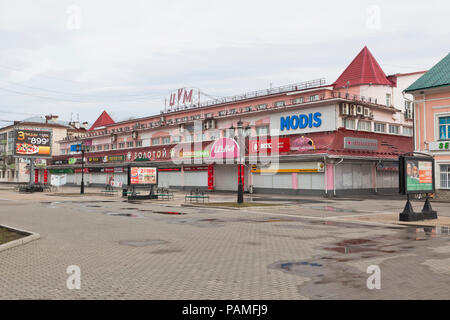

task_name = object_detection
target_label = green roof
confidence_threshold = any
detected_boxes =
[405,52,450,92]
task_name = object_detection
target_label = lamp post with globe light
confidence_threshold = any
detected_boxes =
[76,142,90,194]
[230,120,251,204]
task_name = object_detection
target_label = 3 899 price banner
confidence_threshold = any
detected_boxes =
[14,129,52,158]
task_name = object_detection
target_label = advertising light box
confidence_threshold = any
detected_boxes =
[399,156,435,194]
[129,167,158,185]
[14,129,52,158]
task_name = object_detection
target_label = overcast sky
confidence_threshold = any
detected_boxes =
[0,0,449,125]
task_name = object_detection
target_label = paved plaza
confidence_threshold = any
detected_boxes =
[0,187,449,299]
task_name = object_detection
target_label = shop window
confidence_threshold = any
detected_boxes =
[357,120,371,131]
[389,125,400,134]
[439,116,450,140]
[162,136,171,144]
[344,118,356,130]
[374,123,386,133]
[440,165,450,189]
[403,127,413,136]
[151,137,160,145]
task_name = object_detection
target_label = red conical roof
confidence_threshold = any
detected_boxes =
[333,46,393,88]
[89,110,115,131]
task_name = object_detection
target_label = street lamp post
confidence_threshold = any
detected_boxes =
[76,143,89,194]
[232,120,251,204]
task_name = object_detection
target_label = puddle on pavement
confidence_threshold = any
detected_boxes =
[269,261,325,278]
[105,212,144,218]
[154,211,186,215]
[119,239,168,247]
[151,248,183,254]
[301,205,361,214]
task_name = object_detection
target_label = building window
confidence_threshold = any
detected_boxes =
[309,95,319,102]
[218,111,226,116]
[403,127,413,136]
[104,144,109,151]
[135,140,142,147]
[389,125,400,134]
[292,97,304,104]
[344,118,356,130]
[97,145,102,151]
[162,136,171,144]
[151,137,160,145]
[256,104,267,110]
[386,93,391,106]
[357,120,371,131]
[374,123,386,133]
[195,134,206,141]
[127,141,133,148]
[228,109,236,114]
[243,106,252,112]
[440,165,450,189]
[119,142,125,149]
[256,125,269,136]
[172,136,181,143]
[274,101,285,107]
[185,135,193,143]
[439,116,450,140]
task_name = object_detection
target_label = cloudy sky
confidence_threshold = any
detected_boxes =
[0,0,449,126]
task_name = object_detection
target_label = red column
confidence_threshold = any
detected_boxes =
[43,169,48,185]
[207,164,214,190]
[34,169,39,184]
[238,164,244,186]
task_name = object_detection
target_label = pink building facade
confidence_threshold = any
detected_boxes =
[49,47,421,196]
[405,52,450,199]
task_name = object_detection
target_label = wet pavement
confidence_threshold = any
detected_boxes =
[0,189,449,299]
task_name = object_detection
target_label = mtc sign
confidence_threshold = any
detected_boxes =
[270,105,336,135]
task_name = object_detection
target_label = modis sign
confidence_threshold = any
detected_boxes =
[280,112,322,131]
[270,105,336,135]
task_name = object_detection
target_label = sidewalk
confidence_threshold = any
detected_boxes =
[1,185,448,228]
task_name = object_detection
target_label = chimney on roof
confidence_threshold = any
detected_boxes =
[45,114,59,123]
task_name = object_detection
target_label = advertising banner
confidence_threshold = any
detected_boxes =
[130,167,158,185]
[14,129,52,158]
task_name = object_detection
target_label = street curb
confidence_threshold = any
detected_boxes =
[0,224,40,253]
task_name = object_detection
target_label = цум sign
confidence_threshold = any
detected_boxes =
[399,156,435,194]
